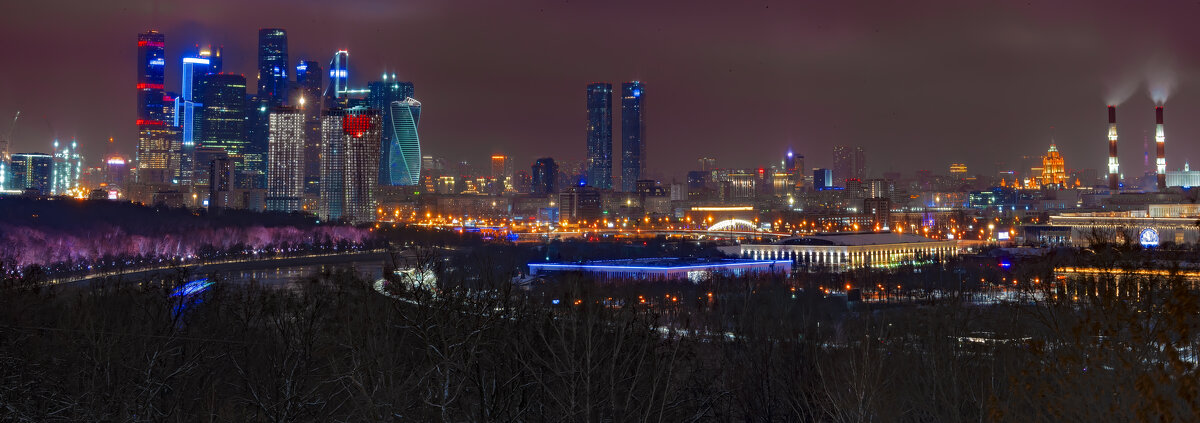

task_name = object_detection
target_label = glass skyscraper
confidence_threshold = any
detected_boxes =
[385,98,422,186]
[176,48,219,185]
[257,28,289,107]
[325,51,349,107]
[9,153,53,195]
[199,73,248,158]
[532,157,559,195]
[620,81,645,192]
[369,76,417,185]
[296,60,324,194]
[586,83,613,189]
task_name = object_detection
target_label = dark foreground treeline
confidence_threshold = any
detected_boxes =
[2,245,1200,421]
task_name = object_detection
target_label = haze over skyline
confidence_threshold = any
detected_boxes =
[5,0,1200,180]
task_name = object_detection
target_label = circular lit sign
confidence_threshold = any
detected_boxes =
[1140,228,1159,248]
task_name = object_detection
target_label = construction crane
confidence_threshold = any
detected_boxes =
[2,111,18,160]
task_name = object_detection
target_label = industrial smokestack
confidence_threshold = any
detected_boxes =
[1107,105,1119,190]
[1156,106,1166,189]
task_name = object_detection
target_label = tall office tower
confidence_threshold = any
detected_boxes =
[698,157,717,172]
[832,145,865,187]
[1106,105,1120,190]
[105,156,129,190]
[620,81,645,192]
[384,98,422,186]
[257,29,289,107]
[10,153,53,195]
[585,83,613,189]
[785,149,805,189]
[266,106,304,212]
[209,155,233,213]
[369,75,416,185]
[244,94,270,187]
[320,108,381,223]
[198,73,248,158]
[295,60,324,194]
[51,139,82,195]
[813,168,833,191]
[531,157,559,195]
[1155,106,1166,189]
[136,30,171,183]
[491,155,513,188]
[177,55,208,185]
[325,50,349,106]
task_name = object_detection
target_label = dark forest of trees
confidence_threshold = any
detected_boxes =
[1,237,1199,421]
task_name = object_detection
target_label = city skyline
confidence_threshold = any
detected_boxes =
[11,1,1200,179]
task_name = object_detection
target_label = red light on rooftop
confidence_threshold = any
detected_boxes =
[136,83,164,90]
[136,119,166,126]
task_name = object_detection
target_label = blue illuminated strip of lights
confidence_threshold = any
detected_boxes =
[529,261,791,271]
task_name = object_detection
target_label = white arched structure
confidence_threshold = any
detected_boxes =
[708,218,760,232]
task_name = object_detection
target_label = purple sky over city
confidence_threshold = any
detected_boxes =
[4,0,1200,180]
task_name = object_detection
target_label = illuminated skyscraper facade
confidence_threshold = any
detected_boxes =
[325,51,349,106]
[10,153,52,195]
[369,76,416,185]
[620,81,645,192]
[266,107,304,212]
[176,49,218,185]
[295,60,324,194]
[586,83,613,189]
[51,139,82,195]
[199,73,248,158]
[257,28,289,107]
[384,98,422,186]
[320,108,381,223]
[136,30,171,183]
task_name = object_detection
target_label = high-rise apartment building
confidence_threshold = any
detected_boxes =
[266,106,304,212]
[320,108,381,223]
[586,83,613,189]
[832,145,865,187]
[620,81,645,192]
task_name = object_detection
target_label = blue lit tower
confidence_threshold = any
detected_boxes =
[385,98,422,186]
[620,81,645,192]
[136,30,172,183]
[586,83,613,189]
[257,29,289,107]
[296,60,324,194]
[325,51,349,107]
[369,74,417,185]
[176,47,218,185]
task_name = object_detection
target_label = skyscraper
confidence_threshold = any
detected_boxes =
[491,155,512,188]
[320,108,381,223]
[51,139,82,195]
[586,83,613,189]
[266,106,304,212]
[832,145,865,187]
[176,49,218,185]
[9,153,53,195]
[532,157,559,195]
[620,81,645,192]
[325,50,349,106]
[136,30,171,183]
[295,60,323,194]
[384,98,422,186]
[257,29,289,107]
[369,75,417,185]
[199,73,248,158]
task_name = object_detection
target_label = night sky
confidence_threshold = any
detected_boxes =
[4,0,1200,181]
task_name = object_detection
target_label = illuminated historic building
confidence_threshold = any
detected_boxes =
[1039,142,1066,188]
